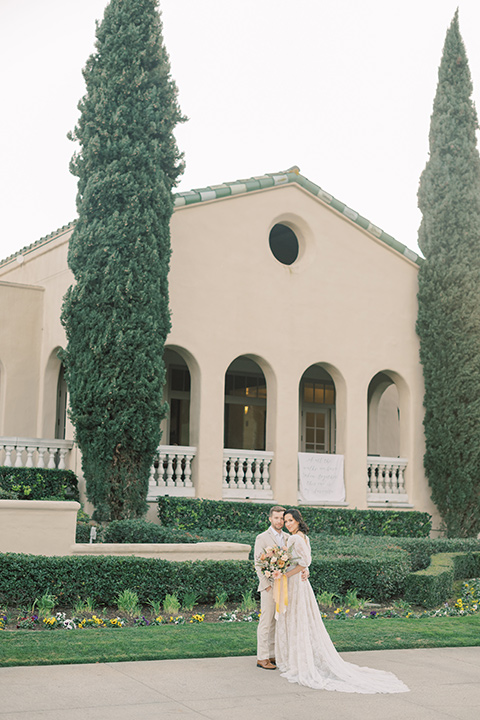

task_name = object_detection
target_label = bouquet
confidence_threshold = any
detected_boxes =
[258,545,292,580]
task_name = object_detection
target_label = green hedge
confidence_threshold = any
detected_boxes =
[393,537,480,572]
[157,496,431,537]
[103,519,210,545]
[0,542,411,606]
[0,467,79,501]
[0,554,257,606]
[404,552,480,607]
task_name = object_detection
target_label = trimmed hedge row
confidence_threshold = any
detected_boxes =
[0,467,79,501]
[0,543,411,606]
[0,554,257,606]
[393,537,480,572]
[157,496,432,537]
[404,552,480,607]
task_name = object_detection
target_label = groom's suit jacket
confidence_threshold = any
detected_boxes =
[254,526,289,593]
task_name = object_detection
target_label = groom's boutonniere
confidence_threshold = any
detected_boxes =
[258,546,293,580]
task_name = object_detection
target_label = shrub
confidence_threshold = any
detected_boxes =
[393,537,480,571]
[0,554,258,606]
[0,467,79,501]
[157,497,431,537]
[103,519,208,544]
[0,544,411,606]
[403,552,480,607]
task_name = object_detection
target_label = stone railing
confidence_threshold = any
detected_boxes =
[223,449,274,500]
[367,456,410,506]
[147,445,196,499]
[0,437,74,470]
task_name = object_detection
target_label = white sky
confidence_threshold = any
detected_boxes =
[2,0,480,262]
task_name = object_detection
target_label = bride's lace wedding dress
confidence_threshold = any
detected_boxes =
[275,533,409,693]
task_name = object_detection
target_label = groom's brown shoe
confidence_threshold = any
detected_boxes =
[269,658,277,667]
[257,659,276,670]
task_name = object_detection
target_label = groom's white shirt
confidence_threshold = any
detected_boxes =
[254,525,288,593]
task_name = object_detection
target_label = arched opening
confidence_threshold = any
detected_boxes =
[299,365,336,453]
[367,371,408,502]
[164,348,191,446]
[224,356,267,451]
[367,372,400,457]
[41,347,63,438]
[55,364,68,440]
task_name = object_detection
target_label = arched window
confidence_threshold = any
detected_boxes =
[224,357,267,450]
[164,349,191,446]
[368,372,400,457]
[299,365,336,453]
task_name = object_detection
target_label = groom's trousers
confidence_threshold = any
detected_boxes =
[257,587,276,660]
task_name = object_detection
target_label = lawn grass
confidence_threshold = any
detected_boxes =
[1,615,480,668]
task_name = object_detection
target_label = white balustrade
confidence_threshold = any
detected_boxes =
[367,456,410,506]
[223,449,274,500]
[0,437,74,470]
[147,445,196,499]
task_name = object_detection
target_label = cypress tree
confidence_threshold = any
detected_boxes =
[417,11,480,537]
[61,0,185,520]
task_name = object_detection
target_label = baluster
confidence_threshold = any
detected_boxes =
[372,463,380,492]
[148,463,157,488]
[367,462,375,493]
[15,445,26,467]
[157,453,166,487]
[379,463,388,493]
[230,456,240,489]
[165,454,175,486]
[175,454,184,488]
[262,458,272,490]
[222,456,230,489]
[47,448,56,469]
[386,463,395,493]
[25,447,35,468]
[254,459,262,490]
[58,448,68,470]
[397,464,406,494]
[184,454,193,488]
[37,446,45,468]
[244,457,254,489]
[4,445,14,467]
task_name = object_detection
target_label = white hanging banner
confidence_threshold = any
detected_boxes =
[298,453,345,503]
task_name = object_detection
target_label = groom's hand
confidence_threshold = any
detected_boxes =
[301,568,309,581]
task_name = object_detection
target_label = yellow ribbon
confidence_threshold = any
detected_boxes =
[273,575,288,618]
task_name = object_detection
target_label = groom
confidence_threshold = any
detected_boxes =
[254,505,308,670]
[254,505,287,670]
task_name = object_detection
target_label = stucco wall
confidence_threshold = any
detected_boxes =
[0,183,434,518]
[0,281,44,436]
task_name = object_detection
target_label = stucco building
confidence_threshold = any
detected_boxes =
[0,167,436,522]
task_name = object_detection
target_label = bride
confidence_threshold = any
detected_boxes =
[275,508,409,694]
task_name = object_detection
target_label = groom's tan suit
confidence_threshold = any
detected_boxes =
[254,525,288,662]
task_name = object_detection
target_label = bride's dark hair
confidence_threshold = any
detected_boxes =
[284,508,309,535]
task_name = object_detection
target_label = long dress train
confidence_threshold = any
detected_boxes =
[275,533,409,694]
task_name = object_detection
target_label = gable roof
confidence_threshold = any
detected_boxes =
[0,167,421,267]
[174,166,421,265]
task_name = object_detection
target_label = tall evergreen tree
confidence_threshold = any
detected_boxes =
[61,0,185,520]
[417,11,480,536]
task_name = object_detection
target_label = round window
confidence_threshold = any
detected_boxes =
[269,224,299,265]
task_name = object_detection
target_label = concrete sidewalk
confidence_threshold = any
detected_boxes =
[0,647,479,719]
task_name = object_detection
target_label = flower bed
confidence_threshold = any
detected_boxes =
[2,579,479,632]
